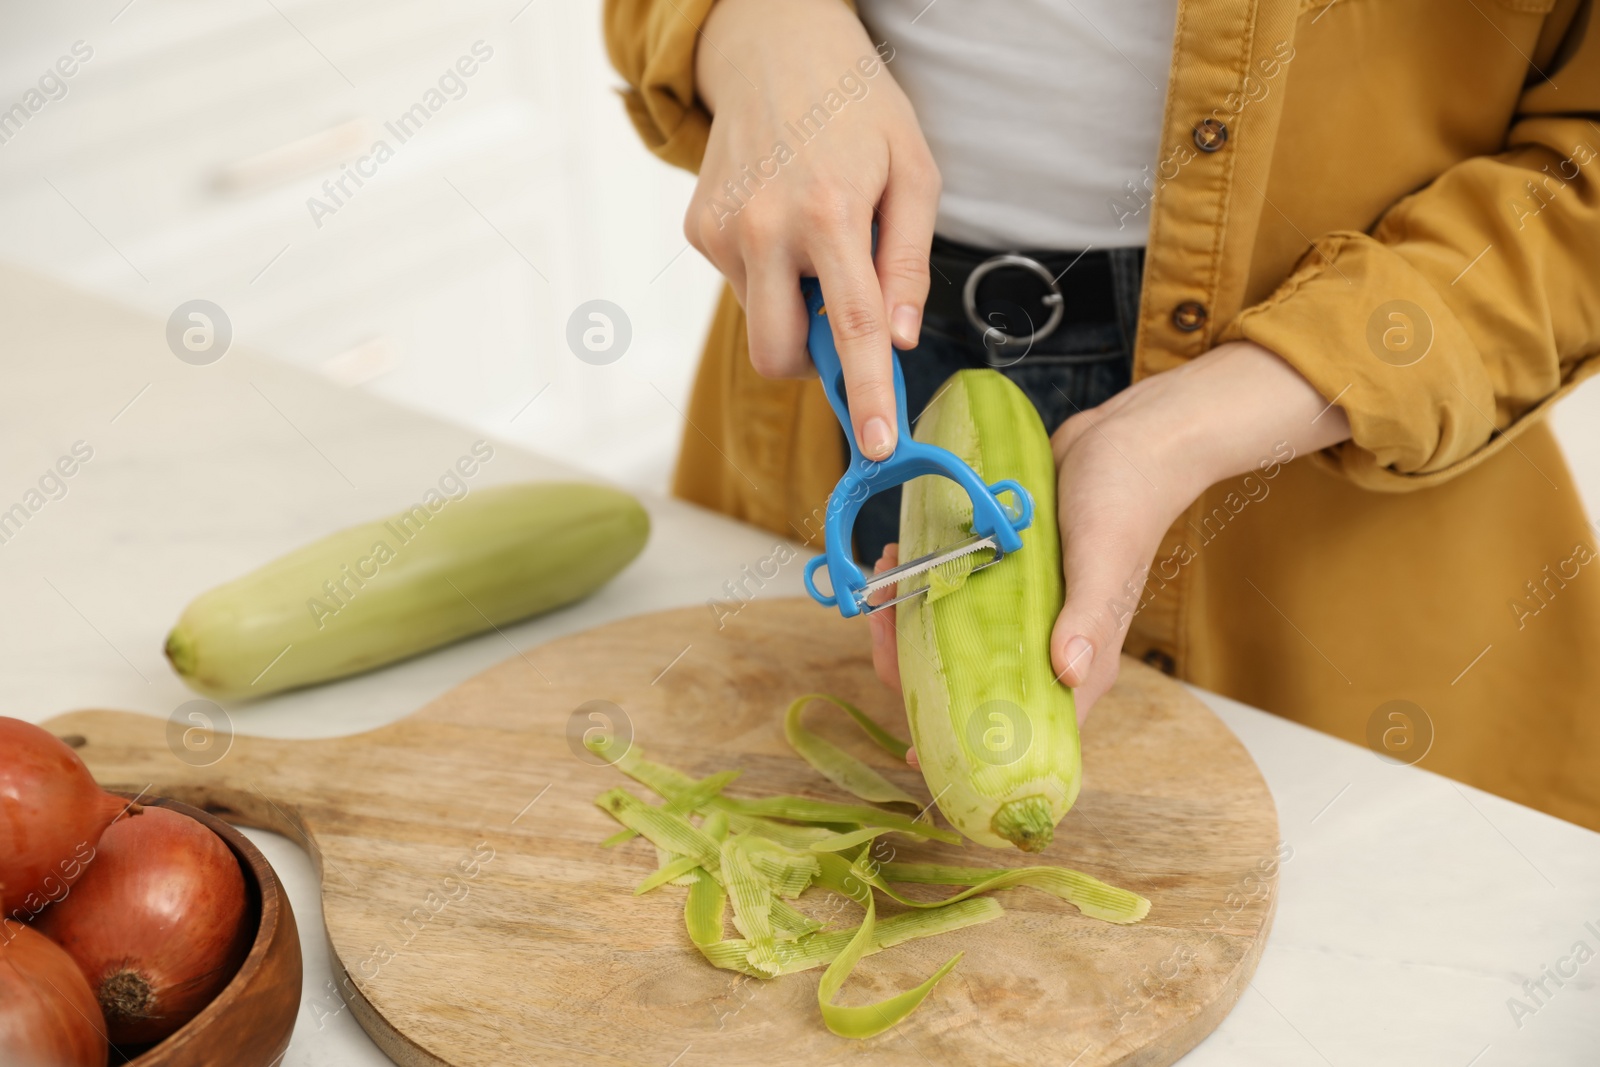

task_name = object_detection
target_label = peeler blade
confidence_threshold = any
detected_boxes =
[856,532,1004,614]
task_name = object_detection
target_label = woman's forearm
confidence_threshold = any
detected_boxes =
[1063,341,1354,504]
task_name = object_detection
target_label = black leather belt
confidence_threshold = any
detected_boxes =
[925,234,1117,349]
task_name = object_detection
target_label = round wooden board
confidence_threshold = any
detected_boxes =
[49,598,1280,1067]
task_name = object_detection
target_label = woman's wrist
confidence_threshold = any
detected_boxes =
[695,0,753,114]
[697,0,867,114]
[1111,340,1353,499]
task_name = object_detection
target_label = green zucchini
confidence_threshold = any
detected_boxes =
[166,482,648,700]
[896,370,1079,851]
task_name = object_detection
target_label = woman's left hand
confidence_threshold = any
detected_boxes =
[868,340,1353,753]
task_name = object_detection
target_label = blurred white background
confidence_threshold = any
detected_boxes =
[0,0,724,493]
[0,0,1596,506]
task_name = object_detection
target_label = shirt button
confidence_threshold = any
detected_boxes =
[1143,648,1177,675]
[1193,119,1228,153]
[1171,301,1208,332]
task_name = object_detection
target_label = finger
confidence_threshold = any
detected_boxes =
[744,246,810,378]
[868,543,902,694]
[723,257,749,310]
[684,159,748,308]
[872,542,899,592]
[906,746,920,770]
[692,214,747,308]
[678,189,745,308]
[1049,499,1149,718]
[874,144,939,350]
[809,223,897,460]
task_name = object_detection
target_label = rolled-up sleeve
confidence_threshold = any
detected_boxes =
[1220,16,1600,491]
[603,0,718,172]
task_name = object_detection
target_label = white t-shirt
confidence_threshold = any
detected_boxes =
[856,0,1179,250]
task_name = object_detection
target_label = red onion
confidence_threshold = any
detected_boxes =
[0,717,125,921]
[36,805,252,1046]
[0,918,108,1067]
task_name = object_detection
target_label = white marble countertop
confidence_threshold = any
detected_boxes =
[3,266,1597,1067]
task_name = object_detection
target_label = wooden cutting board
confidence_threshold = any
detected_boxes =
[44,598,1279,1067]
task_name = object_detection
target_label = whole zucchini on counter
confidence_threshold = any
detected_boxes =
[897,370,1080,852]
[166,482,649,700]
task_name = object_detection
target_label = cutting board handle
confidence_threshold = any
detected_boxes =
[41,709,310,841]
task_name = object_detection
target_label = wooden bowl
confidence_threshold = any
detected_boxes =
[107,794,302,1067]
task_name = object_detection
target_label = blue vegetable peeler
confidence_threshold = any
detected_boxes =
[799,274,1034,618]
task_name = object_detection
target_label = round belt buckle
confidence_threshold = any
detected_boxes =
[962,252,1066,354]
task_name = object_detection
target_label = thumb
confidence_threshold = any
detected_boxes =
[1049,524,1147,718]
[867,543,902,693]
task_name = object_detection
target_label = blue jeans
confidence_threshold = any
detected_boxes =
[852,246,1145,565]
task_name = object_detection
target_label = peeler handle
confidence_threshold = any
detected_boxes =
[799,275,1032,618]
[799,276,912,468]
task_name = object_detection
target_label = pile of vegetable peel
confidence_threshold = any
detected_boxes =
[592,694,1150,1039]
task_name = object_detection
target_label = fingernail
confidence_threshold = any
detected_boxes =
[862,416,895,459]
[891,304,920,347]
[906,746,920,770]
[1062,636,1094,685]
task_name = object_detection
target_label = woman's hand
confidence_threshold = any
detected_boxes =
[691,0,940,460]
[867,340,1353,749]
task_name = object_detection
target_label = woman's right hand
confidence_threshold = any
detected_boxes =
[691,0,941,460]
